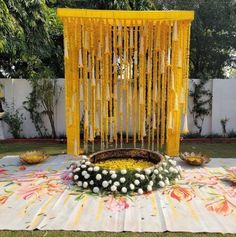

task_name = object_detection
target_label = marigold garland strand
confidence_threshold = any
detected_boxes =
[58,9,194,156]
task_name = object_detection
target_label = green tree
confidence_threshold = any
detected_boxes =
[155,0,236,79]
[26,75,62,139]
[0,0,63,78]
[47,0,155,10]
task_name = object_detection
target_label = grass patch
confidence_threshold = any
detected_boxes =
[180,143,236,158]
[0,231,235,237]
[1,142,236,158]
[0,143,67,158]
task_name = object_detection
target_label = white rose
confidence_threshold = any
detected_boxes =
[111,173,117,179]
[121,169,127,175]
[164,169,169,173]
[165,155,170,159]
[81,155,88,160]
[120,177,126,183]
[153,169,159,175]
[165,179,170,186]
[68,173,73,178]
[89,180,94,185]
[147,185,152,192]
[74,168,80,172]
[81,165,86,169]
[109,170,115,174]
[135,173,140,178]
[81,171,87,176]
[140,175,145,180]
[136,168,141,172]
[74,175,79,180]
[114,181,120,186]
[163,162,167,167]
[173,169,178,174]
[134,179,140,186]
[145,169,152,175]
[93,187,99,193]
[169,167,175,173]
[149,181,154,186]
[138,188,143,195]
[159,167,163,171]
[129,183,135,190]
[121,187,127,193]
[94,166,100,172]
[85,161,91,166]
[88,167,93,172]
[102,181,109,188]
[169,159,177,166]
[96,174,102,180]
[102,170,108,175]
[111,185,117,192]
[77,181,82,186]
[84,174,90,179]
[159,174,163,179]
[109,180,112,184]
[158,181,165,187]
[83,182,88,188]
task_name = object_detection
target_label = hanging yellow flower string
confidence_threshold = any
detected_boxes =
[58,9,194,156]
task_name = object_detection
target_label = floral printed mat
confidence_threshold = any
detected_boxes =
[0,155,235,233]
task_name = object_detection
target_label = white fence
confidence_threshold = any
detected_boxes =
[0,78,236,138]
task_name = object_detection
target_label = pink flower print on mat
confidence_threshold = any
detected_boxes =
[104,195,129,211]
[164,185,195,202]
[19,166,27,171]
[229,167,236,172]
[0,168,8,175]
[60,170,72,183]
[184,171,219,186]
[16,180,64,200]
[206,198,236,216]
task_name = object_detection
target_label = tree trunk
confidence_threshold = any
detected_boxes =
[47,111,56,138]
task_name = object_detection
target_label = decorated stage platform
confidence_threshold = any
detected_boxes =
[0,155,235,233]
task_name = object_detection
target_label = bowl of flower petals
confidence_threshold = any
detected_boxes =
[68,148,182,195]
[20,150,49,164]
[180,152,210,166]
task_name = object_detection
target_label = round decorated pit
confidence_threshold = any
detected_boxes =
[69,148,181,195]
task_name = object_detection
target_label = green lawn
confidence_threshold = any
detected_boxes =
[180,143,236,158]
[0,231,235,237]
[0,142,67,158]
[1,142,236,158]
[0,142,236,237]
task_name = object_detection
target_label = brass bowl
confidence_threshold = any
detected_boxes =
[20,151,49,164]
[180,152,210,166]
[89,148,164,168]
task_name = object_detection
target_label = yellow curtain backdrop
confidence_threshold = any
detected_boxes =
[57,9,194,156]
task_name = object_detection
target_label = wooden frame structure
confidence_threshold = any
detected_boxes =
[57,9,194,156]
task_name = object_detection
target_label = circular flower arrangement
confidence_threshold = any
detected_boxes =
[68,151,181,195]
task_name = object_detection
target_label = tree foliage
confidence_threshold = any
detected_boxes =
[189,80,212,134]
[47,0,155,10]
[0,0,235,79]
[0,0,63,78]
[25,76,62,138]
[155,0,236,79]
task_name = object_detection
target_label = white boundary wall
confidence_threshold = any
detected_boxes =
[0,78,236,138]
